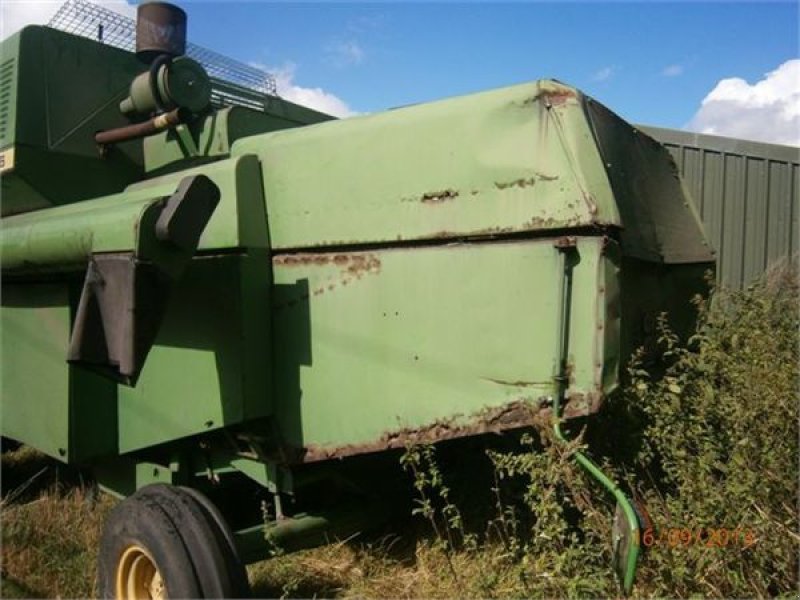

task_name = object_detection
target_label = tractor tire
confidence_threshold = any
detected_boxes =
[98,483,250,599]
[180,486,251,598]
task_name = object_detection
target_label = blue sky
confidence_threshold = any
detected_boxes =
[2,1,798,142]
[182,1,798,130]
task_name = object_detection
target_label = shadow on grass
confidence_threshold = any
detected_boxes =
[1,444,95,506]
[247,519,422,599]
[0,575,42,599]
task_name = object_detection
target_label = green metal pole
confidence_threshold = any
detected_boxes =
[553,241,640,594]
[551,396,641,593]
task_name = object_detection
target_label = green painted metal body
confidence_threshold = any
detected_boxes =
[1,24,713,562]
[270,236,618,458]
[0,27,144,215]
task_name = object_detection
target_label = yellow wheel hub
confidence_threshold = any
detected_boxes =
[115,545,166,600]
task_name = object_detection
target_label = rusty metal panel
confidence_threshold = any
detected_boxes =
[640,126,800,289]
[269,236,616,461]
[234,81,712,265]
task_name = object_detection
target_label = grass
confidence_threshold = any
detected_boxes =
[1,263,798,598]
[0,448,114,598]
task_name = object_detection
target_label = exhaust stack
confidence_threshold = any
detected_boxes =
[135,1,187,63]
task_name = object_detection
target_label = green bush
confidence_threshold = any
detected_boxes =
[627,264,799,597]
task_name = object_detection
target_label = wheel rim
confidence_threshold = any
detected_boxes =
[115,545,166,600]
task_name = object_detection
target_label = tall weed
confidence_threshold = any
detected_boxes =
[627,264,799,597]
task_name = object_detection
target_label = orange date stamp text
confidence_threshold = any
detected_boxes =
[638,527,756,549]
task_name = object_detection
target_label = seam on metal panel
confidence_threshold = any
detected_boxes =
[270,226,619,256]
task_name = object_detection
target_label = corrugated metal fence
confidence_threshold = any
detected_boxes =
[639,126,799,289]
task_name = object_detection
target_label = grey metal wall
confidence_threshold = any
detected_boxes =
[639,125,799,289]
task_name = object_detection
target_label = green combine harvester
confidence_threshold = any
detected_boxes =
[0,2,714,597]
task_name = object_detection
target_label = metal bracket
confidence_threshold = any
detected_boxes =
[554,235,578,250]
[174,122,200,157]
[67,175,219,385]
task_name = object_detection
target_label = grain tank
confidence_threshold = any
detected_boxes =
[0,2,714,597]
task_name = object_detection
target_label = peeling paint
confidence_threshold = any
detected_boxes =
[495,177,537,190]
[420,189,459,204]
[273,252,381,279]
[283,393,603,464]
[273,254,333,267]
[582,192,598,215]
[272,252,382,305]
[472,225,515,236]
[297,400,544,463]
[522,88,578,109]
[523,216,560,229]
[562,390,604,418]
[540,89,578,108]
[565,359,576,386]
[343,255,381,279]
[553,236,578,250]
[482,377,551,388]
[494,172,558,191]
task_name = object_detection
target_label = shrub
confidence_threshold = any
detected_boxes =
[627,263,799,597]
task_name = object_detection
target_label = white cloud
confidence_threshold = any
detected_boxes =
[686,59,800,146]
[346,14,385,35]
[1,0,136,40]
[592,66,615,82]
[662,64,684,77]
[325,39,365,68]
[270,63,356,118]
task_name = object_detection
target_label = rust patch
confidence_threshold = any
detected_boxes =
[420,189,459,204]
[523,88,577,108]
[523,216,560,229]
[561,390,604,418]
[430,226,516,239]
[273,254,334,267]
[582,192,599,216]
[554,236,578,249]
[482,377,550,388]
[297,400,546,463]
[272,252,382,304]
[285,392,604,464]
[494,172,558,191]
[473,225,515,236]
[565,359,576,386]
[273,253,381,276]
[540,89,577,108]
[495,177,537,190]
[343,255,381,279]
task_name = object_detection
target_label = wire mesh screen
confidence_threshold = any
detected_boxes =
[48,0,278,100]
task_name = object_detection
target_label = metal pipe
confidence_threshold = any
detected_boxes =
[233,501,399,564]
[552,241,640,595]
[95,108,187,146]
